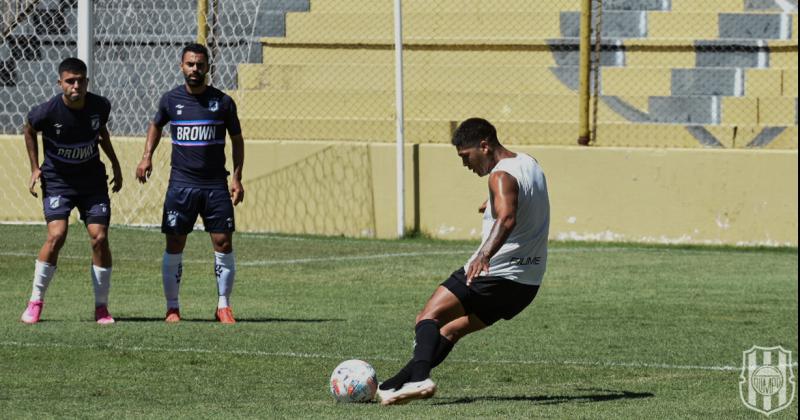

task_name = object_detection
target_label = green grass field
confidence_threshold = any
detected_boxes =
[0,224,797,419]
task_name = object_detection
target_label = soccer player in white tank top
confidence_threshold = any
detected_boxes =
[378,118,550,406]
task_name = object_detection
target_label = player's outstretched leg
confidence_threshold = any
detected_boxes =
[380,319,440,405]
[378,335,454,398]
[380,286,465,406]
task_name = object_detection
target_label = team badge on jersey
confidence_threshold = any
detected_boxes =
[740,346,796,415]
[90,115,100,130]
[208,99,219,112]
[49,196,61,209]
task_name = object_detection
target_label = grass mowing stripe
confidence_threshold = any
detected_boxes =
[4,340,794,372]
[2,245,782,267]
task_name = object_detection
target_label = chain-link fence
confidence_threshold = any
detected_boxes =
[588,0,798,148]
[2,1,797,140]
[1,0,797,231]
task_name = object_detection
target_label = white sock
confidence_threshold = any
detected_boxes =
[162,252,183,310]
[91,265,112,307]
[30,260,56,301]
[215,251,235,309]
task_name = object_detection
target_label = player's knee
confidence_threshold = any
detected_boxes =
[212,237,232,253]
[415,311,437,325]
[90,231,108,251]
[165,236,186,253]
[45,231,67,251]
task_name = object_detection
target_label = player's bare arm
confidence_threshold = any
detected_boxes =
[465,171,518,284]
[98,126,123,193]
[23,122,42,197]
[136,121,163,183]
[229,133,245,205]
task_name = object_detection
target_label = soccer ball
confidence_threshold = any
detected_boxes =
[329,359,378,403]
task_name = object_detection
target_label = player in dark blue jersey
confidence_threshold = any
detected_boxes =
[136,43,244,324]
[20,57,123,325]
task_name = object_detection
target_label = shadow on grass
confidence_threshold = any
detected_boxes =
[114,317,344,323]
[432,388,654,406]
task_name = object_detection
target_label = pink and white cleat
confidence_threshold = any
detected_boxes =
[94,305,115,325]
[20,300,44,324]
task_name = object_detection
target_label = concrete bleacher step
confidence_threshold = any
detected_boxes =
[671,0,741,12]
[646,95,798,125]
[560,11,648,38]
[238,63,577,95]
[719,13,795,39]
[601,67,796,97]
[601,0,672,11]
[283,12,565,42]
[308,0,582,14]
[648,96,722,124]
[746,0,798,11]
[233,90,583,121]
[237,116,797,148]
[670,68,744,96]
[694,40,772,68]
[260,40,613,67]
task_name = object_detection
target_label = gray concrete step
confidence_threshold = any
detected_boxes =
[671,68,744,96]
[648,96,720,124]
[601,0,671,11]
[719,13,794,40]
[561,11,647,38]
[548,39,626,67]
[695,40,770,68]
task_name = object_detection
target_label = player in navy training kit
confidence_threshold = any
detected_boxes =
[20,57,124,325]
[136,43,245,324]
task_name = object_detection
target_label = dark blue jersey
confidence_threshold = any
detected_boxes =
[27,92,111,196]
[153,85,242,189]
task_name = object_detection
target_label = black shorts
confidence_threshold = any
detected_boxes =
[161,186,235,235]
[42,193,111,225]
[441,267,540,326]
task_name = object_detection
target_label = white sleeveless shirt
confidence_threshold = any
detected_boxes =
[464,153,550,286]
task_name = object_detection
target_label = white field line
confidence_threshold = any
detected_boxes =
[3,340,794,372]
[0,245,787,267]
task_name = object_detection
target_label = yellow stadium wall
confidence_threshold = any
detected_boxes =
[1,136,796,246]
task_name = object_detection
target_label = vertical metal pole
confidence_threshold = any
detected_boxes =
[393,0,405,238]
[577,0,593,145]
[77,0,93,78]
[197,0,208,45]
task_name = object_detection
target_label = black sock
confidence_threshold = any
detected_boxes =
[432,336,454,368]
[380,335,456,390]
[379,361,412,390]
[409,319,440,382]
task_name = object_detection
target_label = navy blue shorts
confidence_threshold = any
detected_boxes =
[42,193,111,225]
[441,268,540,326]
[161,186,235,235]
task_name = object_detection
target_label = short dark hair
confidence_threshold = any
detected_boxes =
[451,118,498,148]
[58,57,87,77]
[181,43,210,62]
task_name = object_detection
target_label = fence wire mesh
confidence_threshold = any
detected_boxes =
[0,0,797,229]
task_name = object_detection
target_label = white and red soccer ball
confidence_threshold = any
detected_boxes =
[329,359,378,403]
